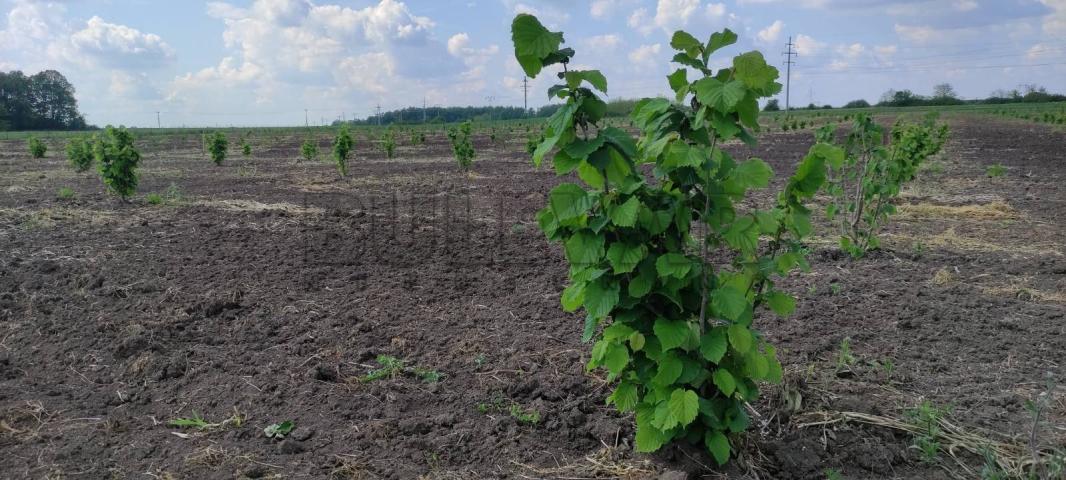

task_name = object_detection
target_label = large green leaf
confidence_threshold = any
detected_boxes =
[670,31,702,53]
[712,368,736,396]
[655,253,692,279]
[699,328,728,363]
[705,431,731,465]
[653,318,691,351]
[511,14,564,77]
[606,242,646,274]
[764,291,796,316]
[693,77,747,112]
[652,351,683,385]
[560,281,585,312]
[584,278,619,319]
[733,51,778,91]
[549,183,593,220]
[705,29,738,58]
[655,388,699,430]
[608,196,641,227]
[564,230,604,267]
[635,418,669,452]
[711,286,746,321]
[727,324,752,353]
[608,381,638,411]
[564,70,608,93]
[732,158,772,188]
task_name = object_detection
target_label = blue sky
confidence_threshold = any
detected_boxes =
[2,0,1064,127]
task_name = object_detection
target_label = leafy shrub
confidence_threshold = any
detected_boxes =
[57,187,75,200]
[146,193,163,205]
[241,140,252,157]
[986,163,1006,178]
[821,114,948,256]
[447,120,475,171]
[512,14,830,465]
[333,125,354,177]
[382,128,397,158]
[66,137,93,172]
[208,132,228,165]
[28,136,47,158]
[300,136,318,162]
[94,126,141,199]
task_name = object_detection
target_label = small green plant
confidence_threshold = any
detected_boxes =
[360,355,442,383]
[382,128,397,159]
[836,337,856,371]
[94,126,141,200]
[263,420,295,439]
[208,132,228,165]
[163,183,183,203]
[509,404,541,425]
[979,447,1007,480]
[66,137,93,172]
[28,136,47,158]
[525,132,541,157]
[986,163,1006,178]
[300,135,318,162]
[824,468,843,480]
[830,282,842,295]
[447,121,475,171]
[906,400,949,464]
[57,187,75,200]
[241,140,252,157]
[146,193,163,205]
[332,125,354,177]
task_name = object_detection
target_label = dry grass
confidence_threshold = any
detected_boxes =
[930,267,956,286]
[897,201,1019,221]
[511,447,659,479]
[194,199,324,215]
[888,227,1063,256]
[0,206,120,229]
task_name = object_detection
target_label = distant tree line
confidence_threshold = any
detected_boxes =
[764,83,1066,112]
[0,70,88,131]
[341,99,639,126]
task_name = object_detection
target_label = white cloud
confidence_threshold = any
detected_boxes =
[836,43,865,59]
[1041,0,1066,35]
[629,43,662,66]
[794,34,824,56]
[628,8,652,35]
[68,16,174,68]
[756,20,783,45]
[953,0,978,11]
[706,2,726,18]
[590,0,617,18]
[894,24,942,44]
[583,34,622,51]
[653,0,701,32]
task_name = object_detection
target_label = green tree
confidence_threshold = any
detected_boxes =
[512,14,830,465]
[28,136,46,158]
[94,126,141,199]
[300,136,318,162]
[208,132,228,165]
[66,137,93,172]
[447,121,475,171]
[333,125,354,176]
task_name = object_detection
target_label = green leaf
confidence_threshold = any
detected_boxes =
[711,286,746,321]
[635,419,669,452]
[600,127,637,160]
[582,314,598,343]
[722,216,759,254]
[629,264,656,298]
[727,324,753,353]
[699,329,728,363]
[705,29,739,57]
[693,78,747,112]
[584,278,619,319]
[577,161,605,189]
[603,342,629,376]
[549,183,593,220]
[653,318,691,351]
[670,31,702,53]
[667,69,689,100]
[560,282,585,312]
[608,196,641,227]
[733,51,778,91]
[564,70,608,93]
[608,381,639,412]
[764,291,796,316]
[562,135,606,159]
[564,230,604,267]
[732,158,773,189]
[655,253,692,279]
[511,14,564,77]
[705,431,731,466]
[658,388,699,430]
[638,207,672,235]
[629,332,646,351]
[712,368,736,397]
[606,242,646,274]
[653,351,683,385]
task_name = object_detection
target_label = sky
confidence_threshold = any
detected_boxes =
[1,0,1064,127]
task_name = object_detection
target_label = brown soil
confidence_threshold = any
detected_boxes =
[1,118,1064,479]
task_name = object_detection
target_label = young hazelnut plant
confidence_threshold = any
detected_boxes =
[512,14,834,465]
[382,127,397,159]
[94,126,141,200]
[208,131,228,166]
[66,137,93,172]
[300,135,319,163]
[448,120,476,171]
[818,113,948,257]
[333,125,354,177]
[28,136,47,159]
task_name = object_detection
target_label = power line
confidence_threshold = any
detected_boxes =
[782,36,797,112]
[522,77,530,113]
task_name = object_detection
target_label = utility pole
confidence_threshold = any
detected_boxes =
[782,36,797,113]
[423,97,427,123]
[522,77,529,114]
[485,95,495,122]
[305,109,309,127]
[375,104,382,126]
[156,111,161,129]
